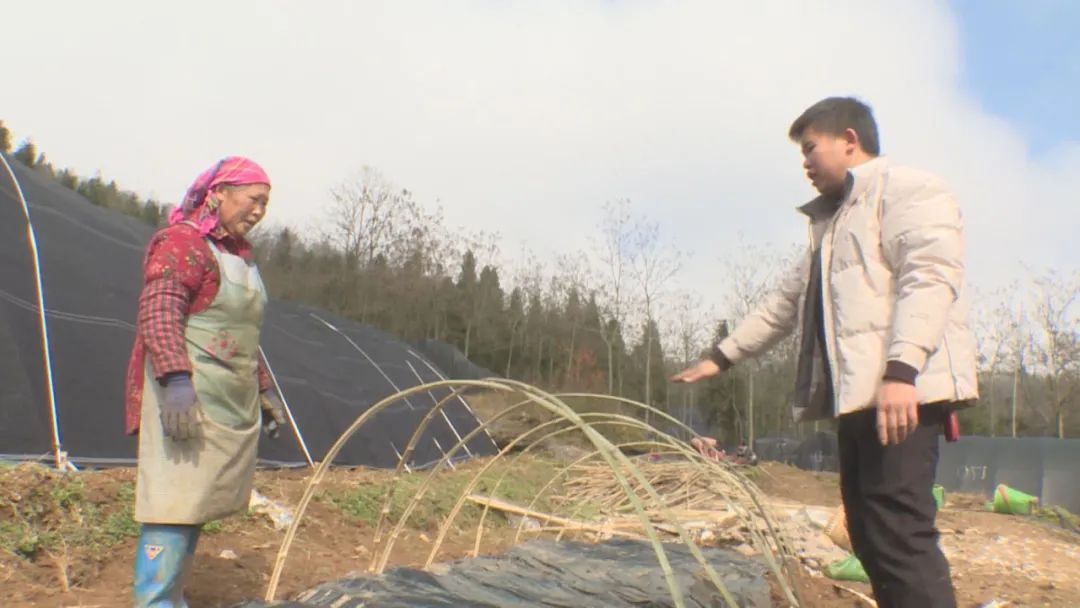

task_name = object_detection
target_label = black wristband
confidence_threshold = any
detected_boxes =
[883,360,918,385]
[708,348,733,371]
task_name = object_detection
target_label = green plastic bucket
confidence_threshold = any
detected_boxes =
[992,484,1039,515]
[932,484,945,509]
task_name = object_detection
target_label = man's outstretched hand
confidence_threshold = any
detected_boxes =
[670,359,722,383]
[876,380,919,446]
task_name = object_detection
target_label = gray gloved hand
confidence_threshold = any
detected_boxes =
[160,373,205,440]
[260,391,288,439]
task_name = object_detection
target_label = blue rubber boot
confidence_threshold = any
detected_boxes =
[133,523,201,608]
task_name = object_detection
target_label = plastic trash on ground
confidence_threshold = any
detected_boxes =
[825,553,870,584]
[990,484,1039,515]
[249,489,295,530]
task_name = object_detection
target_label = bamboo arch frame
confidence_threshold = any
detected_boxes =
[264,379,802,607]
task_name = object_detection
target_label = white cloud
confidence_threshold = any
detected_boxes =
[5,0,1077,317]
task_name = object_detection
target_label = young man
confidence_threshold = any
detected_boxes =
[673,97,977,608]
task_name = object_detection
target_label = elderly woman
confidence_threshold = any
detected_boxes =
[124,156,288,607]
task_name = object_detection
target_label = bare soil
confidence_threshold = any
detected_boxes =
[755,462,1080,607]
[1,461,1077,607]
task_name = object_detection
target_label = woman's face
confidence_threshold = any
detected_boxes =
[215,183,270,238]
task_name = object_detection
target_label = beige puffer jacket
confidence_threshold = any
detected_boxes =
[717,156,979,420]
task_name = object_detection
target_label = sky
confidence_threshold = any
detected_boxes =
[950,0,1079,157]
[4,0,1078,320]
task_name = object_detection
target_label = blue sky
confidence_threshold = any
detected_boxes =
[951,0,1080,155]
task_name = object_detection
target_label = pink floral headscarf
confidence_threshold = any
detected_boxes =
[168,156,271,236]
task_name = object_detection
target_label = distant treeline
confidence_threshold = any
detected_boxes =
[3,119,1077,441]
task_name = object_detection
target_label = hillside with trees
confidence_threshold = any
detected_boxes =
[3,120,1078,441]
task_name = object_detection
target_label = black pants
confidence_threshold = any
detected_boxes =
[837,404,956,608]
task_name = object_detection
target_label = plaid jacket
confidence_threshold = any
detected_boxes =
[124,223,271,434]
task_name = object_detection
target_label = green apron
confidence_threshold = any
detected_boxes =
[135,239,266,524]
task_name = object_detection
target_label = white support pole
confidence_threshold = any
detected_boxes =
[310,313,474,463]
[311,313,416,409]
[1,154,65,471]
[430,436,456,470]
[406,349,500,451]
[405,359,474,458]
[390,441,412,473]
[258,345,315,467]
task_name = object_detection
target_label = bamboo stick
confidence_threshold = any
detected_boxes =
[264,382,803,607]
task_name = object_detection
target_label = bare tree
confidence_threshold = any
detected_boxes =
[591,199,638,395]
[383,197,457,339]
[325,166,408,268]
[629,217,682,410]
[1006,303,1032,438]
[667,290,709,435]
[669,291,708,368]
[1026,269,1080,438]
[719,236,798,447]
[973,285,1019,436]
[722,234,787,321]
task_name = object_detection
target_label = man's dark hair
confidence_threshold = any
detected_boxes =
[789,97,880,156]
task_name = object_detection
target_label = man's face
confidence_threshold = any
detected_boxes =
[798,127,855,199]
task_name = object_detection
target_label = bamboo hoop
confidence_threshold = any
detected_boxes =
[372,392,565,573]
[369,385,474,553]
[554,392,802,604]
[264,379,508,600]
[263,379,802,607]
[497,381,744,607]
